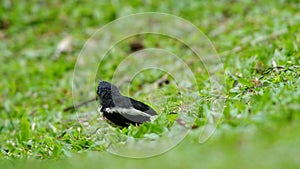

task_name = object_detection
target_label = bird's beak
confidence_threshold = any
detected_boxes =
[98,79,103,83]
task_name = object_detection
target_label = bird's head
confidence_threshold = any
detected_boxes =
[97,80,121,102]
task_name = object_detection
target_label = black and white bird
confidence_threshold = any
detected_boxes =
[97,80,157,127]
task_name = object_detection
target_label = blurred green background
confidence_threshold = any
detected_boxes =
[1,0,300,169]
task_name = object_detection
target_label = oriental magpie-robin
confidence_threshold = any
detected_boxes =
[97,80,157,127]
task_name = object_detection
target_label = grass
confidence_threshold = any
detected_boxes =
[0,0,300,168]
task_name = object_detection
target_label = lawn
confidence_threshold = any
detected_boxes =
[0,0,300,169]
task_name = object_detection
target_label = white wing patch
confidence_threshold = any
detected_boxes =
[105,107,153,117]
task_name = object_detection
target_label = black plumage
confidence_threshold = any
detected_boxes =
[97,80,157,127]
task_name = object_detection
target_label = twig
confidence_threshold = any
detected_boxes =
[63,97,97,112]
[251,29,287,45]
[155,74,169,87]
[219,28,288,57]
[115,76,131,87]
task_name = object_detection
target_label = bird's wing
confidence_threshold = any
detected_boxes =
[129,98,158,116]
[104,107,152,117]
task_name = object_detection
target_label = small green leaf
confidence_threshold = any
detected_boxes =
[19,115,31,142]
